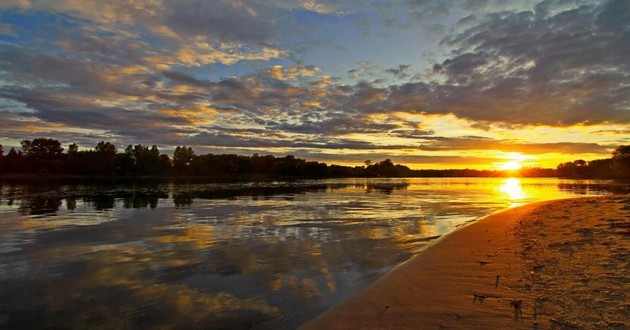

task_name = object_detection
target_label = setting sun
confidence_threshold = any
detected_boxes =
[498,160,523,171]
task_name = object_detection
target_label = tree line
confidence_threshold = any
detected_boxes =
[0,138,627,178]
[556,145,630,179]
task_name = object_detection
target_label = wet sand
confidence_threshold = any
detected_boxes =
[303,196,630,329]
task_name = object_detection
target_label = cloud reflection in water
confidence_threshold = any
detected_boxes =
[0,178,625,328]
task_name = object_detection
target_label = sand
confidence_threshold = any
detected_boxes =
[302,196,630,330]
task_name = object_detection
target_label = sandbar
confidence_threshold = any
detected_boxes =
[302,196,630,329]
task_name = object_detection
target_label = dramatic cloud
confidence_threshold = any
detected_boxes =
[418,136,610,155]
[0,0,627,168]
[431,0,629,126]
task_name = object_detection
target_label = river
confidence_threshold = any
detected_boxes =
[0,177,627,328]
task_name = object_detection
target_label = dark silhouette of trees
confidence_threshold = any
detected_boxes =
[173,146,195,175]
[2,137,627,180]
[3,148,22,173]
[95,141,117,154]
[365,159,411,177]
[68,143,79,154]
[557,160,590,178]
[94,141,118,175]
[612,145,630,178]
[20,138,64,174]
[557,145,629,179]
[120,144,167,176]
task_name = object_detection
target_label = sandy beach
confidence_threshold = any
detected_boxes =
[303,196,630,329]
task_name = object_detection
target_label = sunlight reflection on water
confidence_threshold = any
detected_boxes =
[499,178,527,207]
[0,177,626,328]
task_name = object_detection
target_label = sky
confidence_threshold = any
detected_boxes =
[0,0,628,170]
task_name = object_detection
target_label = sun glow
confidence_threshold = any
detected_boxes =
[498,160,523,171]
[495,152,532,171]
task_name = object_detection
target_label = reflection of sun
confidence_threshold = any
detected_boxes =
[499,178,526,204]
[498,160,522,171]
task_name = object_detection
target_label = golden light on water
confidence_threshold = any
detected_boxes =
[499,178,526,207]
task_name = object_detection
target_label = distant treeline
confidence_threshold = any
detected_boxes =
[556,146,630,179]
[0,138,626,178]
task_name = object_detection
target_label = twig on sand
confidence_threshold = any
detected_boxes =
[509,299,523,321]
[375,305,389,319]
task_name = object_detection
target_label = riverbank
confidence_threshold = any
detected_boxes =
[303,196,630,329]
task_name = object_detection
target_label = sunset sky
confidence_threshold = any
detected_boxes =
[0,0,628,169]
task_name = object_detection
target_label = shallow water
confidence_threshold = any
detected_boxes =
[0,177,626,328]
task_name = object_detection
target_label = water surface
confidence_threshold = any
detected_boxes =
[0,177,626,328]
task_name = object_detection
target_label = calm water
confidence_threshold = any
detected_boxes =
[0,177,627,328]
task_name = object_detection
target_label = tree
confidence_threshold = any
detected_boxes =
[173,146,195,175]
[158,154,172,175]
[121,144,163,175]
[573,159,587,167]
[20,138,64,173]
[21,138,64,157]
[4,147,22,173]
[87,141,119,175]
[68,143,79,155]
[95,141,117,155]
[0,144,4,172]
[612,145,630,159]
[612,145,630,178]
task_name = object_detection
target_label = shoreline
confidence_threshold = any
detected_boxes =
[302,196,630,329]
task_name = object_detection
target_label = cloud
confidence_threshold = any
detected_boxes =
[428,0,630,126]
[418,136,610,154]
[267,65,320,81]
[0,0,626,166]
[177,131,409,151]
[289,150,498,166]
[347,61,380,79]
[297,0,348,15]
[385,64,411,79]
[161,70,209,87]
[163,0,276,44]
[320,0,629,127]
[0,22,17,36]
[591,129,630,136]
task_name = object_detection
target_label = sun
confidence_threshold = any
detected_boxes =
[495,152,531,171]
[498,160,523,171]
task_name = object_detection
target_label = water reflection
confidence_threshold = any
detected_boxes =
[499,178,526,207]
[365,181,409,194]
[18,196,63,215]
[0,178,627,328]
